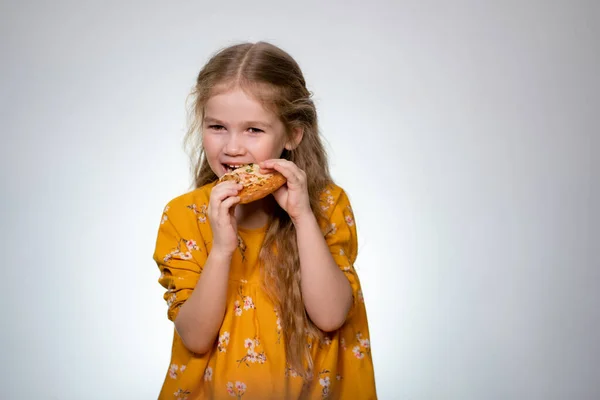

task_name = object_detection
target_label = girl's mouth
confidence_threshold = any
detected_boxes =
[223,163,250,173]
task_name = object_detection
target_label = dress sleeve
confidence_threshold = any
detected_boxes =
[321,187,363,320]
[153,200,206,322]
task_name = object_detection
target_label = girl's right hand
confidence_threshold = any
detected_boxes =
[208,181,243,257]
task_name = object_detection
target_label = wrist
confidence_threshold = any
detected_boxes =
[291,211,318,230]
[209,247,235,264]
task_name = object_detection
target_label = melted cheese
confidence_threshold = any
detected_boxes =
[232,163,271,186]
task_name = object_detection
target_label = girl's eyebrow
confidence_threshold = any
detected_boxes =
[245,120,272,128]
[203,116,225,125]
[204,116,272,128]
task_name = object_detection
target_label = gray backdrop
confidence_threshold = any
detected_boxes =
[1,0,598,399]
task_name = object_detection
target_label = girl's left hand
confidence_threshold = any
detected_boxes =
[260,159,312,223]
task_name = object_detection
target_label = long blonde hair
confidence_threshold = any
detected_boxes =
[184,42,332,379]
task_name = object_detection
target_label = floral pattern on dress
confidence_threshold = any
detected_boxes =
[324,223,337,237]
[161,205,170,224]
[274,308,282,344]
[218,332,230,352]
[174,388,191,400]
[320,190,335,211]
[357,289,364,303]
[237,337,267,367]
[187,203,208,223]
[226,381,247,398]
[204,366,213,381]
[237,235,247,261]
[351,332,371,359]
[285,364,302,378]
[166,290,177,307]
[233,282,255,317]
[344,204,355,226]
[319,335,332,348]
[163,238,200,264]
[169,363,187,379]
[318,369,332,399]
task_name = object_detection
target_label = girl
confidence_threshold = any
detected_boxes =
[153,42,376,399]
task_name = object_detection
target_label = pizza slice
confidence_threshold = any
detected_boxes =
[218,163,287,204]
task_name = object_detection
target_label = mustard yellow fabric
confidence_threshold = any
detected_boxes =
[154,181,376,399]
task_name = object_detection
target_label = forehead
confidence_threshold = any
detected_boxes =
[204,85,278,122]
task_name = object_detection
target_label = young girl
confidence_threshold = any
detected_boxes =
[153,42,376,399]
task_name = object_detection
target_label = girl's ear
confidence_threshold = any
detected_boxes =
[284,127,304,150]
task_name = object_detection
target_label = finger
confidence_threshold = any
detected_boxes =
[260,158,288,170]
[211,196,239,224]
[260,159,304,184]
[209,183,241,220]
[220,196,240,213]
[214,181,243,193]
[212,183,243,203]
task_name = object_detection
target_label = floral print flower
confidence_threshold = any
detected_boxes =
[320,190,335,211]
[187,203,208,223]
[352,332,371,359]
[218,332,230,352]
[167,292,176,307]
[356,332,370,349]
[243,296,255,310]
[169,363,179,379]
[318,370,332,399]
[174,388,191,400]
[235,381,247,394]
[344,213,354,226]
[325,223,337,236]
[234,284,255,316]
[237,235,247,261]
[237,337,267,367]
[163,238,200,264]
[227,381,247,398]
[352,346,365,359]
[234,301,242,317]
[285,366,299,378]
[226,382,235,396]
[204,366,213,381]
[186,239,198,250]
[274,308,282,343]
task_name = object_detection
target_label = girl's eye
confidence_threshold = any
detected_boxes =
[208,125,225,131]
[248,127,264,134]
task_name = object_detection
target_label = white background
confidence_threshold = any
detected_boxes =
[1,1,598,399]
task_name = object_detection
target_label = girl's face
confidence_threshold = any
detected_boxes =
[202,87,291,178]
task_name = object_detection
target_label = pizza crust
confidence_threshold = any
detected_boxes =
[218,163,287,204]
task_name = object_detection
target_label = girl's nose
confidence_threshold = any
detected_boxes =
[224,134,245,156]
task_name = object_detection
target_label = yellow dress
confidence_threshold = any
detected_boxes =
[153,181,377,399]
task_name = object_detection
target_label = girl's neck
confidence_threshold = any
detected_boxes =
[235,196,275,230]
